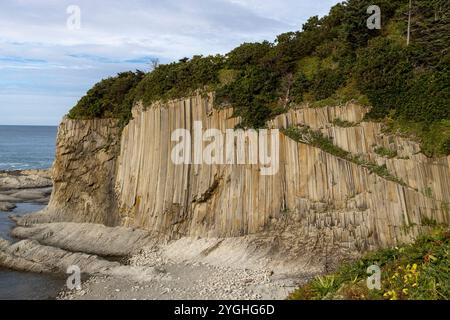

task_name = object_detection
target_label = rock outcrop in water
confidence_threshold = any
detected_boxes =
[13,94,450,266]
[0,170,52,212]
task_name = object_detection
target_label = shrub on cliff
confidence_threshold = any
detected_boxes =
[134,55,224,106]
[68,71,144,126]
[67,0,450,154]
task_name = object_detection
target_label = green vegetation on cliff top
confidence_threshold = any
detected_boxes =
[68,0,450,156]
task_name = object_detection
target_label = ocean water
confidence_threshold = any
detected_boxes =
[0,204,65,300]
[0,125,57,171]
[0,125,64,299]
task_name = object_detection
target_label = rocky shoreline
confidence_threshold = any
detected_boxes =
[1,218,314,300]
[0,170,52,212]
[0,169,313,300]
[55,235,313,300]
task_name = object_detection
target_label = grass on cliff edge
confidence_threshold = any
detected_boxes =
[282,126,407,186]
[288,227,450,300]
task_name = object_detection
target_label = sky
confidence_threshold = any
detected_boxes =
[0,0,341,125]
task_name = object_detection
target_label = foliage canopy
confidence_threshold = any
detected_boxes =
[69,0,450,155]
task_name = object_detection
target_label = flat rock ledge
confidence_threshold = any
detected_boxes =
[0,237,166,283]
[0,169,52,212]
[0,169,52,190]
[11,222,155,257]
[0,202,16,212]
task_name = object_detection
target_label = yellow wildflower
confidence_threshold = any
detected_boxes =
[384,290,398,300]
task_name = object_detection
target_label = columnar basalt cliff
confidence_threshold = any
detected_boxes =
[33,94,450,258]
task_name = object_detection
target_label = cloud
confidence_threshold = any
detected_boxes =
[0,0,341,125]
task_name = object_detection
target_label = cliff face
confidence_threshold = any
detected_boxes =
[41,118,121,226]
[41,94,450,256]
[271,107,450,204]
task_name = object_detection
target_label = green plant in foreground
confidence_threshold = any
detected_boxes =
[288,227,450,300]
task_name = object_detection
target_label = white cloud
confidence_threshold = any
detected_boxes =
[0,0,341,125]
